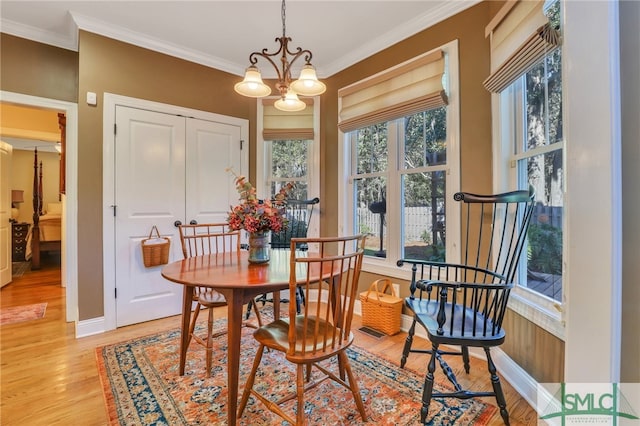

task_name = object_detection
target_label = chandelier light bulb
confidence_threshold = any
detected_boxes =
[234,65,272,97]
[274,90,306,112]
[290,64,326,96]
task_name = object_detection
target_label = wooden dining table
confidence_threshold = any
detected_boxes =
[160,248,335,426]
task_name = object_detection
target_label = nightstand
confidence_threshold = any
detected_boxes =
[12,222,30,262]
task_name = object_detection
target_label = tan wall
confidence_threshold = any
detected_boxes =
[0,34,78,102]
[8,149,60,224]
[326,2,563,384]
[77,31,257,319]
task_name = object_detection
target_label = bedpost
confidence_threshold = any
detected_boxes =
[31,148,41,270]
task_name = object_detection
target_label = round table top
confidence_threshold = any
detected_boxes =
[161,249,321,291]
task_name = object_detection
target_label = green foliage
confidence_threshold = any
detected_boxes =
[420,229,432,245]
[527,223,562,274]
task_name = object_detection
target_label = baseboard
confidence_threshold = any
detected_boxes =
[76,316,106,338]
[354,298,541,413]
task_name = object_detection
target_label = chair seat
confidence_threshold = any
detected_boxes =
[405,298,505,346]
[254,316,353,361]
[196,289,226,306]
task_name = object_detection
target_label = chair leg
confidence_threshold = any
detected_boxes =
[339,351,367,421]
[253,299,263,327]
[205,307,215,378]
[238,344,266,419]
[245,300,254,320]
[296,287,306,313]
[420,343,439,424]
[462,346,471,374]
[484,347,510,425]
[401,317,417,368]
[188,303,202,348]
[296,363,305,425]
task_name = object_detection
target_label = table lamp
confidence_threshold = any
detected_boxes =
[11,189,24,221]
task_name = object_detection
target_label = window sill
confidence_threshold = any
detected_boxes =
[508,290,565,340]
[361,258,414,282]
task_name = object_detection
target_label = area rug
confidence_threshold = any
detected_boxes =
[96,321,497,425]
[11,261,31,278]
[0,302,47,326]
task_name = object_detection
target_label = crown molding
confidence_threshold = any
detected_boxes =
[319,0,480,77]
[1,18,78,51]
[70,11,244,76]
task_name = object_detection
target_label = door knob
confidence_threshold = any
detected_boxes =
[174,220,182,227]
[190,220,198,225]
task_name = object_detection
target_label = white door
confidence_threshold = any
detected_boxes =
[114,106,243,327]
[185,118,241,225]
[0,141,13,287]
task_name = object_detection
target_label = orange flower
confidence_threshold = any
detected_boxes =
[226,169,294,234]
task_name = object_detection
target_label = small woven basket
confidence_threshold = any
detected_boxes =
[141,226,170,267]
[359,278,403,335]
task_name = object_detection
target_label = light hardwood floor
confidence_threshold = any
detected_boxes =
[1,256,538,425]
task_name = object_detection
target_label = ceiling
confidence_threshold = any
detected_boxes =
[0,1,480,79]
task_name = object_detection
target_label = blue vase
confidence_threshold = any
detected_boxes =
[248,231,270,264]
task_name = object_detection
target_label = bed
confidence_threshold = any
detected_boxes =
[26,148,62,270]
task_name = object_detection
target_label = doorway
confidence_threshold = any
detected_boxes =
[0,90,78,325]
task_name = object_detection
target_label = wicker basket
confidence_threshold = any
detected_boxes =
[359,278,402,335]
[141,225,170,267]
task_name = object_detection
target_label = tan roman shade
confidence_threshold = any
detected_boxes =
[262,98,314,140]
[338,50,448,133]
[484,0,561,93]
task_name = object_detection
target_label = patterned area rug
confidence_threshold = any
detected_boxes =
[0,302,47,326]
[11,261,31,278]
[96,321,497,425]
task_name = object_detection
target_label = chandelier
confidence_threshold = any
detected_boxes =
[234,0,326,112]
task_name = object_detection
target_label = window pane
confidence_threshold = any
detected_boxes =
[521,150,563,302]
[270,140,309,199]
[271,140,308,178]
[354,177,387,258]
[402,171,446,261]
[404,107,447,168]
[271,181,307,200]
[355,124,388,174]
[525,49,562,151]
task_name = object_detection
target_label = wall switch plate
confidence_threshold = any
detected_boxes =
[86,91,97,106]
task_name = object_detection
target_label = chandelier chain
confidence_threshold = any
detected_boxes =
[281,0,286,38]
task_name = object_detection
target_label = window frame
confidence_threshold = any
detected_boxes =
[339,40,461,280]
[256,97,321,239]
[492,58,566,340]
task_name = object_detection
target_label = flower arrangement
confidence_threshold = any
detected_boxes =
[226,169,294,234]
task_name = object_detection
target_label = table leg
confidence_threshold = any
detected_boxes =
[224,290,244,426]
[179,285,194,376]
[273,291,280,319]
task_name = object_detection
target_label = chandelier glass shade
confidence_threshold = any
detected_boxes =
[234,0,326,111]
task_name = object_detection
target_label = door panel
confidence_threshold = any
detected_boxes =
[115,106,185,327]
[186,119,241,225]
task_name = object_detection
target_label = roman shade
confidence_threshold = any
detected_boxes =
[338,50,447,133]
[484,0,561,93]
[262,98,314,140]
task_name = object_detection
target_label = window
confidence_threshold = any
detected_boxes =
[340,42,460,275]
[503,48,563,303]
[257,97,320,238]
[492,1,564,335]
